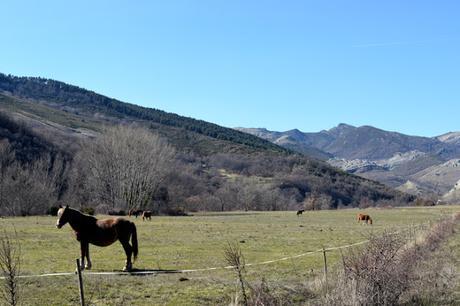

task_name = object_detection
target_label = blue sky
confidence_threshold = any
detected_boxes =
[1,1,459,136]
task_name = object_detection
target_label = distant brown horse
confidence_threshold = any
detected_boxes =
[296,209,305,216]
[56,205,138,271]
[357,213,373,225]
[142,211,152,221]
[128,209,143,218]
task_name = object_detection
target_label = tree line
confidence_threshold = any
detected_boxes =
[0,115,417,216]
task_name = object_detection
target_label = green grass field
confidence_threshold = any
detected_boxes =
[1,206,459,305]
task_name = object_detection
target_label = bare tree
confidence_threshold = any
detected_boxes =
[224,242,248,306]
[0,141,15,213]
[0,152,63,216]
[0,229,21,306]
[215,182,239,211]
[84,125,175,211]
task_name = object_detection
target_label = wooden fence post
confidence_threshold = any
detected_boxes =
[322,247,328,295]
[76,259,85,306]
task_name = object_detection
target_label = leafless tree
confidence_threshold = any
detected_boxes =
[214,182,239,211]
[0,229,21,306]
[0,141,15,213]
[84,125,175,211]
[0,152,63,216]
[224,242,248,306]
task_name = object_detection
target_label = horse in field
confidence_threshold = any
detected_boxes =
[128,209,143,218]
[56,205,138,271]
[296,209,305,216]
[142,210,152,221]
[357,213,373,225]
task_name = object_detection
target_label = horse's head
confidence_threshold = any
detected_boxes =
[56,205,70,229]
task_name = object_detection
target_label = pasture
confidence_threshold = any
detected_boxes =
[1,205,459,305]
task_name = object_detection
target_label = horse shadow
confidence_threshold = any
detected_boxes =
[104,268,182,276]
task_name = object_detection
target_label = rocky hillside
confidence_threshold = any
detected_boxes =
[238,125,460,203]
[437,132,460,146]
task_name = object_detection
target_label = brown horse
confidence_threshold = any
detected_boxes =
[296,209,305,216]
[128,209,143,218]
[56,205,138,271]
[142,211,152,221]
[357,213,373,225]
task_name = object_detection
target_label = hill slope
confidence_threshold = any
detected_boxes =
[0,73,416,211]
[0,73,288,155]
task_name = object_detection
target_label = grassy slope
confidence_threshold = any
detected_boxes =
[0,93,290,156]
[0,73,289,155]
[0,93,274,156]
[1,206,458,305]
[0,93,101,131]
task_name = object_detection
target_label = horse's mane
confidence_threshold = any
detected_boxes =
[65,207,98,231]
[67,207,96,219]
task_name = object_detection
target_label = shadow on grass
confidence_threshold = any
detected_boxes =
[95,268,183,276]
[198,212,262,217]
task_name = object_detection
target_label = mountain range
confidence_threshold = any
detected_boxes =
[237,125,460,203]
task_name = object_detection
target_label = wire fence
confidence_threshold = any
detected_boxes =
[1,220,439,306]
[1,222,432,280]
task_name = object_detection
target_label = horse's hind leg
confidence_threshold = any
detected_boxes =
[79,241,89,270]
[120,239,133,272]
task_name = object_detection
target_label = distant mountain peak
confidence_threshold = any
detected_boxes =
[338,123,355,128]
[285,128,305,137]
[327,123,356,136]
[437,131,460,145]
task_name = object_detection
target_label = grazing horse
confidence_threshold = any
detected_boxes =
[128,209,143,218]
[142,211,152,221]
[56,205,138,271]
[296,209,305,216]
[357,213,373,225]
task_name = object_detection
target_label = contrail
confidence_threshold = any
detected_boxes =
[352,40,429,48]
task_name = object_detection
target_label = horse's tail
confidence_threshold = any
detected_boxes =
[131,222,138,261]
[369,217,373,225]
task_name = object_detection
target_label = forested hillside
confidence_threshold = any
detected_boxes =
[0,73,287,154]
[0,73,417,216]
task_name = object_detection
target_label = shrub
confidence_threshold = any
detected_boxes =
[46,206,59,216]
[0,230,21,306]
[81,207,95,215]
[325,213,460,305]
[108,210,127,216]
[166,207,188,216]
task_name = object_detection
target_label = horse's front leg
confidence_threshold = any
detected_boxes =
[85,242,92,270]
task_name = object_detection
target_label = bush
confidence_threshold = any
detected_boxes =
[81,207,95,215]
[325,213,460,305]
[108,210,127,216]
[165,207,188,216]
[414,198,436,206]
[46,206,59,216]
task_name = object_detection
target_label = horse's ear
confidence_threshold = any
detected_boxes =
[65,205,69,208]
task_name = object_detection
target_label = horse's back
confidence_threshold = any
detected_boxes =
[88,217,133,246]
